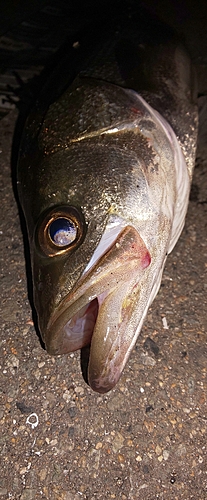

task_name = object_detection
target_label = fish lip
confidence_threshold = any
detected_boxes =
[43,225,151,391]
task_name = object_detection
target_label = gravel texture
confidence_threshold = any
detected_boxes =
[0,1,207,499]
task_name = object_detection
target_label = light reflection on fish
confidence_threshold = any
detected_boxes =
[17,8,198,393]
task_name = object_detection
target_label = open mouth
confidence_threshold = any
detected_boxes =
[44,223,151,393]
[62,294,104,351]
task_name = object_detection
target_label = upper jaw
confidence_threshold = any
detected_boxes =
[44,225,151,393]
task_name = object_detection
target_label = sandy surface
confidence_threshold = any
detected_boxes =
[0,1,207,499]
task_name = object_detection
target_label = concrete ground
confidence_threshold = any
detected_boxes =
[0,1,207,499]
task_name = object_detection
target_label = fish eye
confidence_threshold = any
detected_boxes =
[49,217,77,246]
[37,206,86,257]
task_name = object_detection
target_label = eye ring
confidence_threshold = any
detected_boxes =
[36,205,86,257]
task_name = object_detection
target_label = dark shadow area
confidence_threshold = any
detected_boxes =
[80,346,91,386]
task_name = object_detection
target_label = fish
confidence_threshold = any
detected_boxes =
[17,5,198,393]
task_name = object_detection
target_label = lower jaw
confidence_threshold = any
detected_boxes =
[44,288,134,393]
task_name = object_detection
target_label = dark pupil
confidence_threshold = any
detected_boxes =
[49,218,77,246]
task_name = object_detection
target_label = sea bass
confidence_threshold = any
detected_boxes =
[17,9,198,393]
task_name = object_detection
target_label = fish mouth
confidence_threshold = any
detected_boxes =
[45,225,151,393]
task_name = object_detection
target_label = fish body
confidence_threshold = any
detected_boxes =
[17,7,198,393]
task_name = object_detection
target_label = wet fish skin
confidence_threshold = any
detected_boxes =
[17,10,198,393]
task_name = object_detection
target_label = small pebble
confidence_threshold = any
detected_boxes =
[155,445,162,455]
[163,450,170,461]
[95,442,102,450]
[112,432,124,453]
[20,489,37,500]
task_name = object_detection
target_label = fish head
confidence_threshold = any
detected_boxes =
[18,78,174,393]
